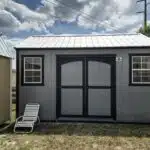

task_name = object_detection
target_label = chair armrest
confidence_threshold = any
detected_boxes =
[16,116,23,122]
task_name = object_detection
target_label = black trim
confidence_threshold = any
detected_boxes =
[16,50,19,118]
[56,55,116,120]
[56,56,61,118]
[129,53,150,86]
[15,46,150,51]
[58,115,112,118]
[41,119,150,124]
[61,86,83,89]
[111,57,116,120]
[88,86,111,89]
[21,55,44,86]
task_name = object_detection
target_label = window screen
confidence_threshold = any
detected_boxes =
[132,56,150,84]
[22,56,44,85]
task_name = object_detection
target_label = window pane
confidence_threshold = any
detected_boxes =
[133,63,141,69]
[133,57,141,63]
[25,57,32,64]
[25,71,33,77]
[142,63,150,69]
[33,77,41,82]
[34,57,41,64]
[32,64,41,69]
[25,63,32,69]
[142,70,150,77]
[25,77,32,83]
[133,77,141,82]
[142,56,150,63]
[133,70,141,77]
[133,70,142,83]
[142,77,150,82]
[33,71,41,76]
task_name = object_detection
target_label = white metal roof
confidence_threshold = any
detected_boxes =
[0,36,15,58]
[15,33,150,49]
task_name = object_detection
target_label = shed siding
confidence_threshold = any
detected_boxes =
[18,48,150,122]
[0,56,11,124]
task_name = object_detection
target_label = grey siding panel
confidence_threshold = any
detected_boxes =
[18,48,150,122]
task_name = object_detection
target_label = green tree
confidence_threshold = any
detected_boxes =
[138,25,150,37]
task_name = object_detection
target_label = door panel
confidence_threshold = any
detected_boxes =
[61,89,83,115]
[88,61,111,86]
[61,61,82,86]
[88,89,111,116]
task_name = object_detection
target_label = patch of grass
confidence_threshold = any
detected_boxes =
[1,123,150,150]
[1,104,150,149]
[11,104,16,122]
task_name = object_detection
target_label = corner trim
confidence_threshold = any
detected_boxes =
[16,50,19,118]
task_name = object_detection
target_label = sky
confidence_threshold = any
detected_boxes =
[0,0,150,69]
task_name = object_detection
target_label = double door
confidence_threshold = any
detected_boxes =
[56,55,116,120]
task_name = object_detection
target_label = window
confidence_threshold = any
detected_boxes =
[130,55,150,85]
[22,55,44,85]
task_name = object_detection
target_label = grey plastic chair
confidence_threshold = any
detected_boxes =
[14,103,40,133]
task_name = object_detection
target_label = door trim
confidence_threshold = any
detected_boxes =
[56,54,116,120]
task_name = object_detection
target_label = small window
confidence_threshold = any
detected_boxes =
[22,55,44,85]
[130,55,150,85]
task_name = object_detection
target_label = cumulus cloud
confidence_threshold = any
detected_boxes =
[77,0,142,32]
[0,0,55,34]
[0,0,146,35]
[0,10,20,34]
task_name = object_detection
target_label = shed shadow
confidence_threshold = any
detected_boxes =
[34,123,150,137]
[2,123,150,138]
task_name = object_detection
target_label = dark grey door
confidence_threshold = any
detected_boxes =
[57,55,116,120]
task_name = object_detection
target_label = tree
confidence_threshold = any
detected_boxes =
[138,24,150,37]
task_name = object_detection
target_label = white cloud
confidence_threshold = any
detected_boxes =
[0,10,20,34]
[0,0,55,34]
[0,0,146,35]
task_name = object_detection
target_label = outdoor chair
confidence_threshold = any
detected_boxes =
[14,103,40,133]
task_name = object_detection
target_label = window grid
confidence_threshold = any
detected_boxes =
[132,56,150,84]
[24,57,42,84]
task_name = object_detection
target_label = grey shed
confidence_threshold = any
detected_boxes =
[0,36,15,125]
[15,33,150,123]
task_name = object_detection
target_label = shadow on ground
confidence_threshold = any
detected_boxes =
[2,122,150,137]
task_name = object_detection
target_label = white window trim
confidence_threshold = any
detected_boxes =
[24,57,42,84]
[132,56,150,84]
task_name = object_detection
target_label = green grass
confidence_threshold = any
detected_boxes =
[1,123,150,150]
[1,105,150,149]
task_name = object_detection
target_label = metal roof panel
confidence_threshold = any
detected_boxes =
[0,36,15,58]
[16,34,150,49]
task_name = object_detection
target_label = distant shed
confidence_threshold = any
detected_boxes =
[0,36,15,125]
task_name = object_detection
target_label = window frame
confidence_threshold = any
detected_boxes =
[129,54,150,86]
[21,55,44,86]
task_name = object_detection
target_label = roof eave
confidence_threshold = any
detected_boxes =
[15,46,150,50]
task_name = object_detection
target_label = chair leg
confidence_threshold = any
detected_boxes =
[13,126,16,133]
[37,116,40,124]
[30,126,34,133]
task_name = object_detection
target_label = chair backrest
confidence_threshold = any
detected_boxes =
[22,103,40,122]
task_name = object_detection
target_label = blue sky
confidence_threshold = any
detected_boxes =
[0,0,149,69]
[0,0,149,44]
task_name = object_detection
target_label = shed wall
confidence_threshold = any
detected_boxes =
[0,56,11,124]
[18,48,150,122]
